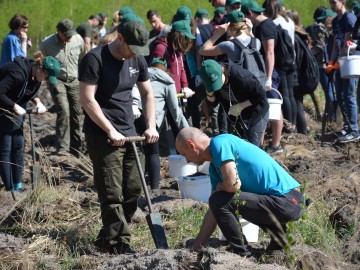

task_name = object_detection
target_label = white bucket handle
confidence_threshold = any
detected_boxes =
[268,88,283,102]
[347,46,351,60]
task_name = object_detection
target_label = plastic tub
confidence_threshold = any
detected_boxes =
[177,175,211,203]
[218,219,259,242]
[267,88,283,120]
[168,155,197,178]
[338,52,360,79]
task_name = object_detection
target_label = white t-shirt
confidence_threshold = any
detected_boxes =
[273,15,295,44]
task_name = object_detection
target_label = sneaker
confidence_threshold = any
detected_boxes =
[337,132,360,143]
[110,243,135,255]
[13,182,23,191]
[266,144,283,154]
[338,129,347,136]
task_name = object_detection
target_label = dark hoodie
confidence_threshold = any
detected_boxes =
[0,56,40,111]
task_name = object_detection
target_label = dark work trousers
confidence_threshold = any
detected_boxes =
[86,133,143,247]
[294,87,308,134]
[209,189,304,253]
[278,70,297,125]
[0,113,24,190]
[184,76,201,128]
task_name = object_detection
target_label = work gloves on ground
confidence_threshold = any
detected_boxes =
[265,77,272,91]
[36,102,47,114]
[195,75,202,87]
[132,105,141,119]
[325,60,339,74]
[182,87,195,98]
[228,103,243,117]
[13,104,26,116]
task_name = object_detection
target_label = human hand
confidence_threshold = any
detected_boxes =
[143,126,159,144]
[19,31,27,43]
[245,18,253,32]
[265,77,272,91]
[182,87,195,98]
[132,105,141,119]
[36,102,47,114]
[107,130,126,147]
[228,103,242,117]
[195,75,202,87]
[13,104,26,116]
[325,60,335,74]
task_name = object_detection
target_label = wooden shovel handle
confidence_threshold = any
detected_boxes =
[107,136,146,145]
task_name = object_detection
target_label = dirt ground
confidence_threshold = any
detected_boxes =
[0,91,359,269]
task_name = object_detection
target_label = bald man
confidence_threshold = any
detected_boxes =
[176,127,304,255]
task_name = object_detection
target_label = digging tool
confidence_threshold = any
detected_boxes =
[108,136,169,249]
[28,111,41,189]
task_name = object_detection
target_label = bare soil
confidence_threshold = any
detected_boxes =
[0,93,359,269]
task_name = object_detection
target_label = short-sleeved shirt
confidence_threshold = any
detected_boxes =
[78,45,149,136]
[217,36,261,62]
[209,134,300,195]
[0,32,26,66]
[254,18,277,56]
[76,21,93,39]
[273,16,295,44]
[39,33,85,80]
[332,11,357,56]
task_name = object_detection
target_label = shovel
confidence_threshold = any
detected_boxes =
[28,111,41,189]
[107,136,169,248]
[124,136,169,249]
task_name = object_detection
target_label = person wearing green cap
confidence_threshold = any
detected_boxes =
[212,7,226,25]
[225,0,242,13]
[79,20,159,255]
[0,51,60,191]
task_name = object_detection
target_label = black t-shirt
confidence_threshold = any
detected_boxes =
[254,18,278,56]
[78,45,149,136]
[216,64,269,127]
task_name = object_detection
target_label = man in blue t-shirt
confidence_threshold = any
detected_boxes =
[176,127,304,256]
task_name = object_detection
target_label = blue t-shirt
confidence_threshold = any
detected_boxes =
[209,134,300,195]
[0,32,25,66]
[332,11,357,54]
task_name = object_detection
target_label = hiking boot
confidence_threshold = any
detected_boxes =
[266,144,283,154]
[337,132,360,143]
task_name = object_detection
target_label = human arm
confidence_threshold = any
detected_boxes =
[191,208,218,251]
[84,37,91,53]
[199,23,229,57]
[215,160,241,193]
[32,97,47,114]
[228,100,252,117]
[262,38,275,89]
[79,82,126,145]
[136,79,159,144]
[19,31,28,57]
[166,83,189,129]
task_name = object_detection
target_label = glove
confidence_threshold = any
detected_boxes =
[36,102,47,114]
[325,60,335,74]
[195,75,202,87]
[265,77,272,91]
[13,104,26,116]
[182,87,195,98]
[132,105,141,119]
[228,103,242,117]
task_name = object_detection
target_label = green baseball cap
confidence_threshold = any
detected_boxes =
[226,0,242,6]
[171,20,196,39]
[119,6,135,16]
[176,6,192,21]
[214,7,226,17]
[119,21,150,56]
[195,8,210,19]
[353,3,360,16]
[241,1,266,14]
[42,56,61,85]
[150,57,167,68]
[316,9,336,21]
[56,19,76,38]
[228,10,245,23]
[120,13,144,24]
[200,60,223,93]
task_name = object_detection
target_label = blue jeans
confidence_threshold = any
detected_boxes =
[319,68,336,121]
[334,71,359,133]
[0,113,24,190]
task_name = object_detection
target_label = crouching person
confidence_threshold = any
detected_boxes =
[175,127,304,256]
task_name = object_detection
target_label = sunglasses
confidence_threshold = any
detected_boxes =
[22,25,29,29]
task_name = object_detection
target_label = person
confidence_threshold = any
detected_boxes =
[78,20,159,254]
[326,0,359,143]
[146,9,167,39]
[76,14,101,52]
[212,7,226,25]
[39,19,86,156]
[132,58,189,189]
[0,52,60,191]
[176,127,304,255]
[118,6,136,21]
[97,12,108,38]
[241,1,284,154]
[200,59,269,147]
[225,0,242,13]
[0,14,31,66]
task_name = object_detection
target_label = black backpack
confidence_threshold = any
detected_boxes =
[231,37,267,87]
[274,24,296,71]
[295,34,320,95]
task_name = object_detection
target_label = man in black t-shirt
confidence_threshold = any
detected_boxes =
[78,20,159,254]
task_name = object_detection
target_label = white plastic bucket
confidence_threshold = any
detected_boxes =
[218,219,259,242]
[177,175,211,203]
[267,88,283,120]
[338,48,360,79]
[168,155,197,178]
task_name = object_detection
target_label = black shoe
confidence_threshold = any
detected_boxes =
[265,240,285,253]
[226,245,252,257]
[110,243,135,255]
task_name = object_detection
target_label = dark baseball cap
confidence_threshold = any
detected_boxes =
[214,7,226,17]
[195,9,210,19]
[151,57,167,68]
[119,21,150,56]
[119,6,136,16]
[200,59,223,93]
[42,56,61,85]
[171,20,196,39]
[226,0,242,6]
[241,1,266,15]
[56,19,76,38]
[228,10,245,23]
[176,6,192,21]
